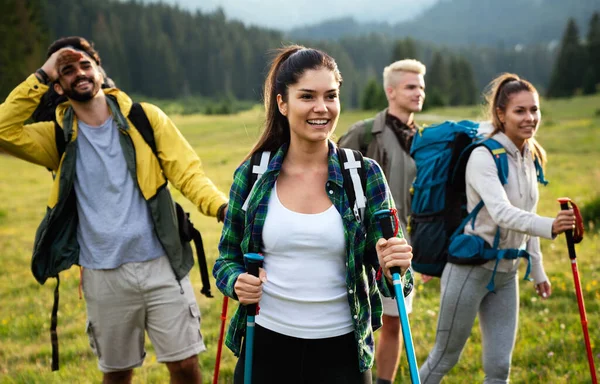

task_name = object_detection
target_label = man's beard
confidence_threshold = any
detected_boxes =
[62,76,101,102]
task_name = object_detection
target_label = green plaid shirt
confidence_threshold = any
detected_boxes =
[213,141,413,373]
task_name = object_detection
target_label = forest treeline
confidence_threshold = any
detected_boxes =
[0,0,598,111]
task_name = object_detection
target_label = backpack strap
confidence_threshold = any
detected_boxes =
[190,224,213,298]
[360,118,375,155]
[242,149,368,225]
[481,139,509,185]
[482,138,549,186]
[53,122,67,162]
[339,148,367,223]
[50,276,60,371]
[128,102,157,153]
[242,151,272,212]
[451,139,536,291]
[49,120,70,369]
[451,139,509,242]
[534,157,548,185]
[126,103,213,298]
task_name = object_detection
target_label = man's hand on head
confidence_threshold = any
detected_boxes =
[41,47,84,82]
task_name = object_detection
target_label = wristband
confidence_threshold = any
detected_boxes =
[35,68,51,85]
[216,203,228,223]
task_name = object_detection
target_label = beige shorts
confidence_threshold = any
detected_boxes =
[82,256,206,373]
[381,289,414,317]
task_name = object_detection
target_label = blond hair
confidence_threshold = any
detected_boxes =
[383,59,426,89]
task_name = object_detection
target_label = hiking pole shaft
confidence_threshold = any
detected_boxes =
[560,202,597,384]
[243,253,264,384]
[213,296,229,384]
[375,209,421,384]
[570,258,597,384]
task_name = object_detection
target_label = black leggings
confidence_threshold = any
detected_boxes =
[233,324,372,384]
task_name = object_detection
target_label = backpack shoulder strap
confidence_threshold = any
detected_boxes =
[339,148,367,223]
[128,102,214,297]
[450,139,508,242]
[361,118,375,154]
[50,276,60,371]
[534,156,548,185]
[481,139,509,185]
[54,121,66,161]
[242,151,272,212]
[53,101,156,161]
[128,102,157,154]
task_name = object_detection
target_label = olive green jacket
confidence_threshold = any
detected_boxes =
[339,109,417,237]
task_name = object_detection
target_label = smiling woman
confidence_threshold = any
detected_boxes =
[213,45,414,384]
[243,46,343,157]
[277,67,341,155]
[418,73,578,383]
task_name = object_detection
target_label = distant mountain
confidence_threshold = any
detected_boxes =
[288,0,600,46]
[137,0,437,31]
[286,17,395,40]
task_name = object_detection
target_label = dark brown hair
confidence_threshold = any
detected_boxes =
[31,37,113,122]
[47,36,102,66]
[244,45,342,161]
[484,73,546,166]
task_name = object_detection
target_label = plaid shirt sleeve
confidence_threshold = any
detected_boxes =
[213,160,251,299]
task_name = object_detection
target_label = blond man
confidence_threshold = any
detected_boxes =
[339,59,426,384]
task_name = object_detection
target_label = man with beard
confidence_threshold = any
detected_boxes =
[0,37,228,384]
[338,59,426,384]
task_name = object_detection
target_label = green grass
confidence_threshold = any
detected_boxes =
[1,94,599,383]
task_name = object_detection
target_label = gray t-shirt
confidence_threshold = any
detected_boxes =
[74,116,165,269]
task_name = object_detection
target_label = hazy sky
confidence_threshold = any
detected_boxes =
[144,0,438,30]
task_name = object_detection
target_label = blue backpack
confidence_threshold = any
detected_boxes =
[409,120,548,287]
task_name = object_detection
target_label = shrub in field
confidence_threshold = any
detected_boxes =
[581,195,600,232]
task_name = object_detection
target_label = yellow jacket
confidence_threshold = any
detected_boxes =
[0,74,227,216]
[1,74,228,283]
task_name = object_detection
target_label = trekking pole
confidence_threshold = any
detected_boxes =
[558,198,597,384]
[243,253,264,384]
[212,296,229,384]
[374,209,421,384]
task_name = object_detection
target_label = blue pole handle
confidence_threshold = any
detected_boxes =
[374,209,421,384]
[243,253,264,384]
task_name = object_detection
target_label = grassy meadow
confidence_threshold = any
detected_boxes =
[0,94,599,383]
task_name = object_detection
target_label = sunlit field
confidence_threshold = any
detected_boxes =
[1,94,598,383]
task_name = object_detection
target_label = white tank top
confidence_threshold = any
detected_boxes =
[256,183,354,339]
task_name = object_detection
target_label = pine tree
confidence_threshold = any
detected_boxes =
[424,51,450,107]
[361,78,386,111]
[447,56,477,106]
[448,57,464,106]
[583,12,600,94]
[458,57,478,105]
[582,68,596,95]
[391,38,418,62]
[547,18,586,98]
[0,0,48,99]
